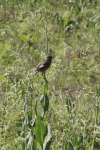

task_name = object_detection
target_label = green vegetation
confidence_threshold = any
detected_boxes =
[0,0,100,149]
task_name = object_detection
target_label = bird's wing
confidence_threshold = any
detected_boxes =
[36,58,48,70]
[36,62,44,70]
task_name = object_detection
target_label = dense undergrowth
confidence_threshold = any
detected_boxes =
[0,0,100,149]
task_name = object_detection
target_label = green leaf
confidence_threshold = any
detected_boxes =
[32,115,36,127]
[40,94,49,114]
[22,87,25,98]
[21,35,29,43]
[32,139,38,150]
[35,101,38,116]
[43,79,48,95]
[23,113,29,129]
[96,86,100,96]
[93,139,100,148]
[23,130,36,150]
[65,97,74,113]
[64,143,67,150]
[27,130,35,148]
[43,125,52,150]
[35,115,47,148]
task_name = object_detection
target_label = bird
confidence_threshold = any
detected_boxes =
[31,55,53,78]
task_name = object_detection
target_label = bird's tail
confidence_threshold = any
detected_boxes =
[31,71,38,78]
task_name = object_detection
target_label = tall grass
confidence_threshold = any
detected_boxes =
[0,0,100,149]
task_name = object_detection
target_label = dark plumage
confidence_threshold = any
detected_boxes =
[31,55,53,77]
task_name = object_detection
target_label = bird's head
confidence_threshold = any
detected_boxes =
[46,55,53,61]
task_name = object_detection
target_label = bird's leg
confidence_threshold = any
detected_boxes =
[43,72,48,86]
[42,72,44,76]
[42,72,46,80]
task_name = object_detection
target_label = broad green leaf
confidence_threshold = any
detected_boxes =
[32,139,38,150]
[40,94,49,114]
[35,115,47,148]
[43,125,52,150]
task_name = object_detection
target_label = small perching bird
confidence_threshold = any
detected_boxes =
[31,55,53,78]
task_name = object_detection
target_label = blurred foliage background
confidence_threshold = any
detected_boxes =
[0,0,100,149]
